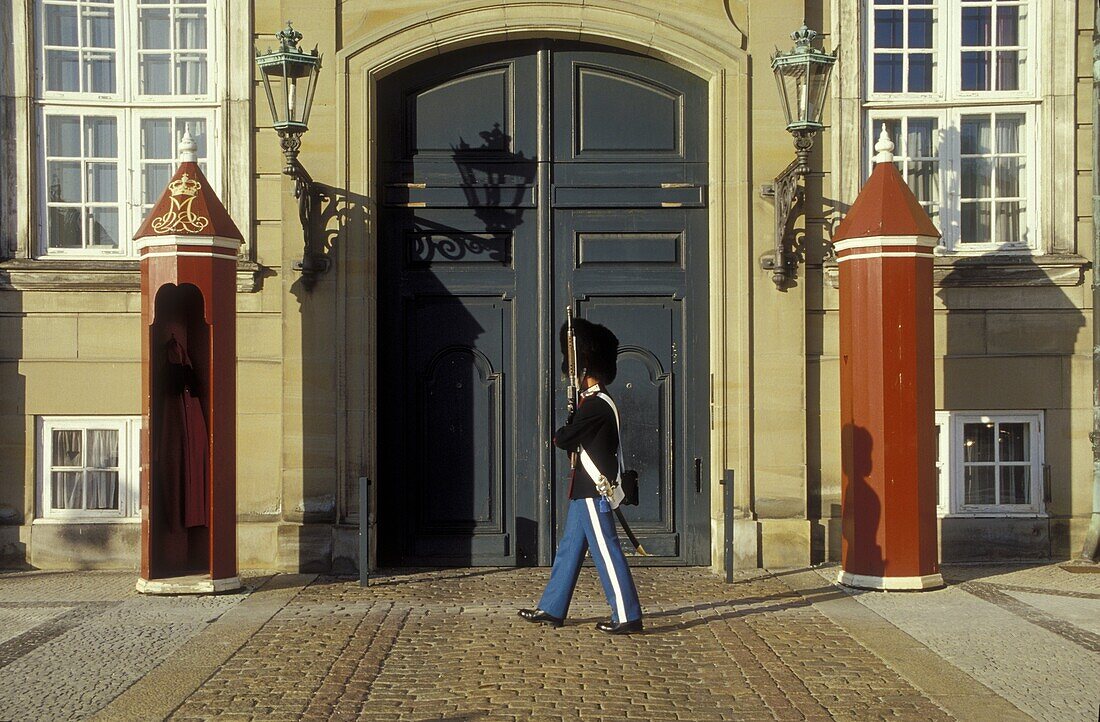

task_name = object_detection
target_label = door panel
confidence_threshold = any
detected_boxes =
[379,42,709,566]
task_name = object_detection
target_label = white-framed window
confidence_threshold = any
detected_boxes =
[935,410,1045,516]
[36,416,141,521]
[863,0,1039,253]
[868,106,1037,251]
[35,0,220,258]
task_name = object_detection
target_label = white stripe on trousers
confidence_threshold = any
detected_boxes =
[585,497,626,623]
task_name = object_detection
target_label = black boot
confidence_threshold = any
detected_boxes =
[596,618,643,635]
[518,608,564,628]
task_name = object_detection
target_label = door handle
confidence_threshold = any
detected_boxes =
[695,458,702,493]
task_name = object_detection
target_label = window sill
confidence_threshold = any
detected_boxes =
[0,258,266,293]
[31,517,140,525]
[938,512,1048,519]
[823,253,1088,288]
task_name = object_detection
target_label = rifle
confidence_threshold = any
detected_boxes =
[565,307,579,473]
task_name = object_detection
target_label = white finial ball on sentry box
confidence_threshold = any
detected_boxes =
[873,124,895,165]
[178,128,198,163]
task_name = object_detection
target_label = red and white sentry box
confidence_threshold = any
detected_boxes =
[833,127,945,591]
[133,131,243,595]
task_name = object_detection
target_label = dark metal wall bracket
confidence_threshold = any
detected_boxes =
[279,130,331,291]
[759,129,816,289]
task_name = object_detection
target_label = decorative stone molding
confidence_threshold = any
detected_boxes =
[822,253,1089,289]
[0,259,266,293]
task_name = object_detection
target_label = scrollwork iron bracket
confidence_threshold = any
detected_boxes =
[278,130,331,290]
[759,130,816,289]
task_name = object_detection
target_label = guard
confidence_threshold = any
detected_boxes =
[518,318,643,634]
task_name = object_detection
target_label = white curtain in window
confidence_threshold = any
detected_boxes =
[85,429,119,510]
[175,8,207,95]
[995,115,1024,243]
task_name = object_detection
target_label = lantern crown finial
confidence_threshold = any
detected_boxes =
[178,128,198,163]
[791,23,819,49]
[874,124,896,164]
[277,21,303,52]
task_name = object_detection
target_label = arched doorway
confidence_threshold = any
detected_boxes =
[377,41,710,566]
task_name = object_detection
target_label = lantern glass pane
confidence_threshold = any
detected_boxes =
[259,69,282,126]
[807,65,832,125]
[301,66,320,126]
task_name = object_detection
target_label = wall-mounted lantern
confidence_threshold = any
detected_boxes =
[255,22,329,289]
[760,24,837,289]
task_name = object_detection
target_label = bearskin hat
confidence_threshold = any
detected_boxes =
[559,318,619,385]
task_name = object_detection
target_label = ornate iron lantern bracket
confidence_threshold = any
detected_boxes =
[256,22,328,290]
[761,24,836,289]
[759,129,815,288]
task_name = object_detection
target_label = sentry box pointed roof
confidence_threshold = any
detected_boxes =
[833,125,941,243]
[134,130,243,245]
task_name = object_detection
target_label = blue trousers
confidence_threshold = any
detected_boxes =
[538,497,642,623]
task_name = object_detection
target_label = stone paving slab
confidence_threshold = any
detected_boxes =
[813,564,1100,722]
[0,571,267,721]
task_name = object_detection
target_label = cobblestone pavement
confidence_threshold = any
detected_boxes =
[166,568,955,722]
[1,564,1096,721]
[813,564,1100,722]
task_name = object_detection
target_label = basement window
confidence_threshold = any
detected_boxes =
[936,410,1045,516]
[36,416,140,521]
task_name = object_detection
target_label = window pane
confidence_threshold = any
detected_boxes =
[875,10,904,48]
[52,429,83,466]
[45,5,78,46]
[961,116,992,154]
[995,157,1023,197]
[176,9,207,50]
[144,163,172,205]
[999,466,1030,504]
[874,55,903,93]
[48,208,83,247]
[86,471,119,510]
[962,158,991,199]
[47,115,82,157]
[47,161,82,202]
[51,471,83,509]
[89,208,119,248]
[141,54,172,94]
[83,7,115,48]
[963,422,996,462]
[85,117,117,157]
[962,6,991,46]
[996,201,1026,243]
[85,53,116,93]
[87,429,119,467]
[140,9,171,49]
[996,5,1020,45]
[908,53,933,92]
[961,202,992,243]
[141,118,173,159]
[961,51,991,90]
[908,160,939,204]
[907,117,938,157]
[176,55,207,95]
[996,114,1024,152]
[86,163,117,202]
[998,423,1030,462]
[964,466,996,505]
[46,50,81,92]
[996,51,1020,91]
[909,9,933,48]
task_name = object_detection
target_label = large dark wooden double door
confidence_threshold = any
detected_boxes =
[377,42,709,566]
